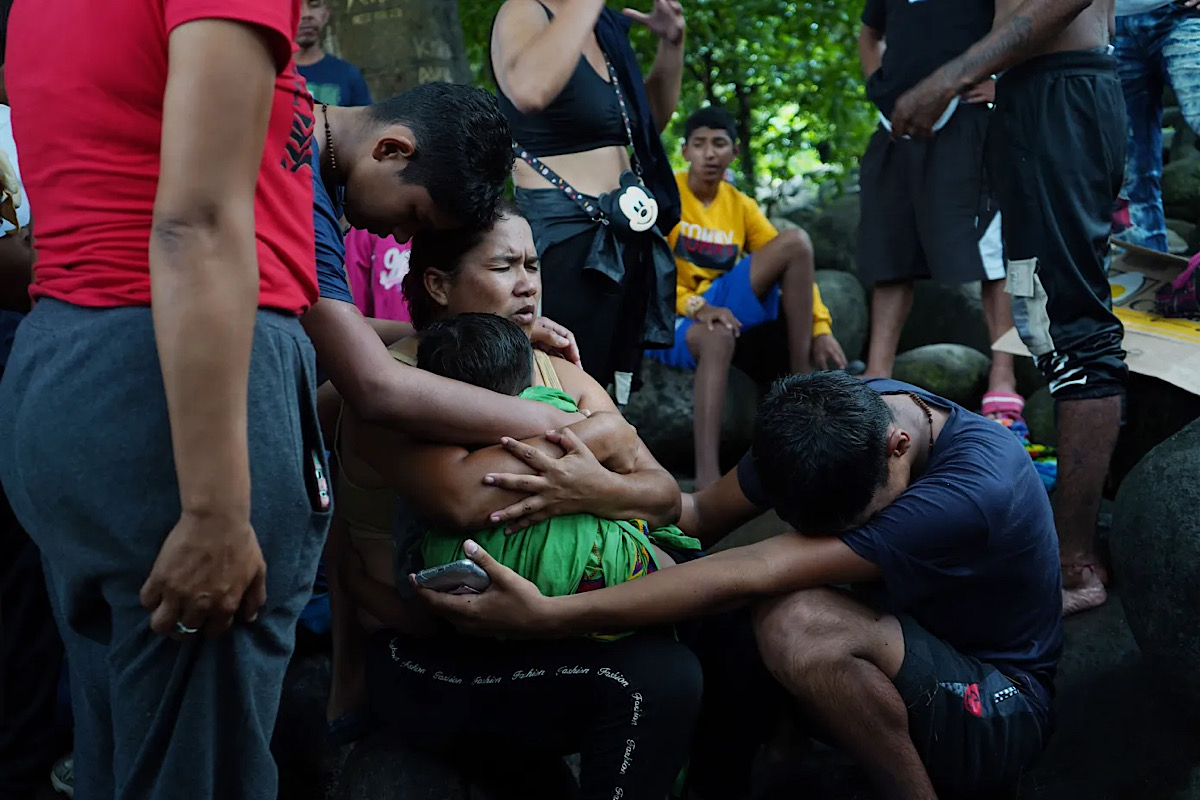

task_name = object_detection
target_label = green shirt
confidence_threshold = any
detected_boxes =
[421,386,700,598]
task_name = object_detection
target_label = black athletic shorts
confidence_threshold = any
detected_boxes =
[895,614,1049,797]
[858,102,1003,286]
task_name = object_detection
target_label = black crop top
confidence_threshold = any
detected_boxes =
[495,3,630,158]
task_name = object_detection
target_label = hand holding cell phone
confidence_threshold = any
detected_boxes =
[413,559,492,594]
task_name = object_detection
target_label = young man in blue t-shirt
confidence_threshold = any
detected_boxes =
[422,370,1064,799]
[295,0,372,107]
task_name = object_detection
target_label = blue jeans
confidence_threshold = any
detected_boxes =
[1115,5,1200,252]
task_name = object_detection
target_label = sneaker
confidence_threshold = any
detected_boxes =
[50,754,74,798]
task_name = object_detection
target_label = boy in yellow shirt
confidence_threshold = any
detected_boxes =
[647,107,846,488]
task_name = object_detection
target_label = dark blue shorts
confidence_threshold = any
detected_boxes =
[646,255,779,370]
[895,614,1049,795]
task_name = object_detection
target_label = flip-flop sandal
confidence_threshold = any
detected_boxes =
[981,392,1026,427]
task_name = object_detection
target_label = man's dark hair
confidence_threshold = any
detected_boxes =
[368,83,515,230]
[684,107,737,142]
[404,199,523,331]
[751,372,894,534]
[416,312,533,396]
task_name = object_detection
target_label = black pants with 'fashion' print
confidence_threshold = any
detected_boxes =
[365,629,702,800]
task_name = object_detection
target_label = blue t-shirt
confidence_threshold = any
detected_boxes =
[737,379,1063,718]
[299,55,372,107]
[311,143,354,305]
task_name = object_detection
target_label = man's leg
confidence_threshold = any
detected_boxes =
[978,214,1018,403]
[1055,395,1120,612]
[745,228,815,374]
[981,279,1017,395]
[685,322,737,490]
[1164,11,1200,156]
[864,281,915,379]
[752,588,934,800]
[858,127,922,381]
[1115,10,1169,252]
[994,55,1128,615]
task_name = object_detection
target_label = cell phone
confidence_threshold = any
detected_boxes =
[413,559,491,594]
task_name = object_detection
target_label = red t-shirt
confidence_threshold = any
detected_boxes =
[8,0,318,314]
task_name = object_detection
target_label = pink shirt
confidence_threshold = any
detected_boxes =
[344,228,412,322]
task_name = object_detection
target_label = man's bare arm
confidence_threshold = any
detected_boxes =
[365,316,414,346]
[301,297,578,445]
[858,24,885,78]
[936,0,1094,95]
[421,533,882,637]
[677,467,765,549]
[351,411,674,531]
[644,37,685,134]
[140,18,285,637]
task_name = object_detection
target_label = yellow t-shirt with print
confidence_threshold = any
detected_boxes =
[669,172,832,337]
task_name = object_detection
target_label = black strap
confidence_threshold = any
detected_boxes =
[513,53,641,223]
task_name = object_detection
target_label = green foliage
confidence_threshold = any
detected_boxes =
[460,0,875,199]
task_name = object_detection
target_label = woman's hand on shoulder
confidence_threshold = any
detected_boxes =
[482,426,615,531]
[531,315,582,368]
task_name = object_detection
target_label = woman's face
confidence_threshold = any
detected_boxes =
[439,215,542,334]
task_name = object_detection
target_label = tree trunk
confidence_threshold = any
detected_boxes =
[735,87,755,191]
[329,0,472,100]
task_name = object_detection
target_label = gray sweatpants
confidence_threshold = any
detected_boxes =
[0,299,331,800]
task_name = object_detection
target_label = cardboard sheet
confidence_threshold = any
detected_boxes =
[993,244,1200,396]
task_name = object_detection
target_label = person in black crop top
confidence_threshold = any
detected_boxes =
[491,0,685,402]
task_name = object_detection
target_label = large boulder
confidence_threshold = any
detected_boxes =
[894,280,1047,400]
[1110,418,1200,713]
[1166,218,1196,251]
[897,281,991,356]
[787,192,860,274]
[892,344,991,408]
[624,359,759,474]
[1024,386,1057,448]
[1110,374,1200,491]
[1168,228,1190,256]
[814,269,869,362]
[1162,155,1200,223]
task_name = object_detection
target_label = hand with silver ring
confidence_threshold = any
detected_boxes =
[175,621,200,635]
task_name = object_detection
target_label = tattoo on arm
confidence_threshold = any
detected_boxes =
[951,15,1034,84]
[941,0,1092,91]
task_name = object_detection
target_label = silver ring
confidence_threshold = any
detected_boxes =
[175,621,200,635]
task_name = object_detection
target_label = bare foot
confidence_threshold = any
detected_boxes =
[1061,563,1108,616]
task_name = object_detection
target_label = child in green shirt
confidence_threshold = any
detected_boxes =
[416,313,699,613]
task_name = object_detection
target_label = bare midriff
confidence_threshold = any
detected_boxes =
[513,144,631,197]
[993,0,1113,58]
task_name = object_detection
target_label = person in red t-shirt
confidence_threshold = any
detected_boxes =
[0,1,329,797]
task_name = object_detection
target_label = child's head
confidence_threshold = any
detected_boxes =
[416,312,534,396]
